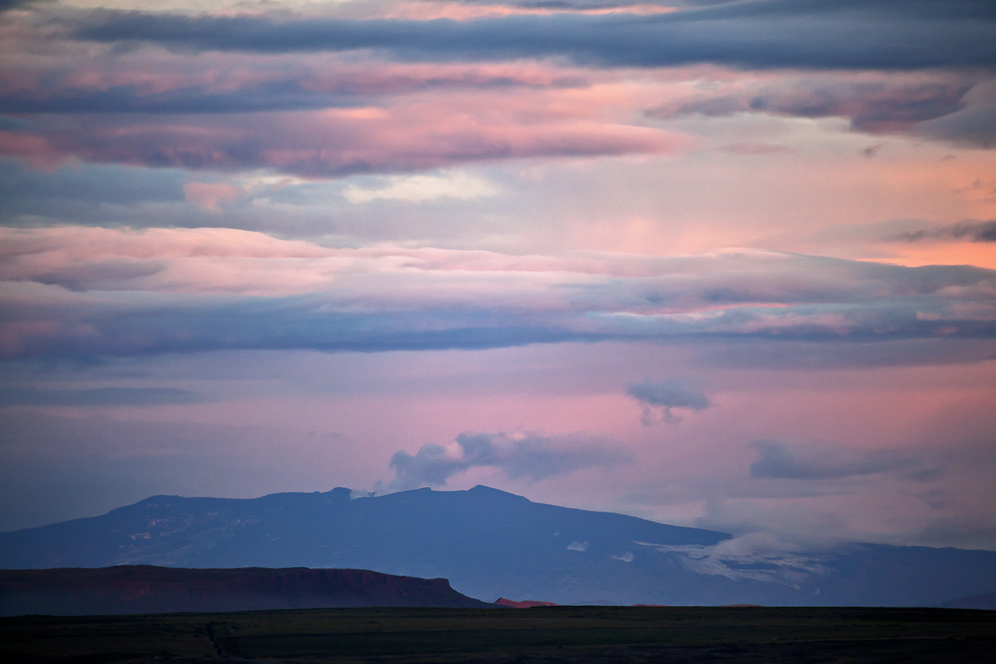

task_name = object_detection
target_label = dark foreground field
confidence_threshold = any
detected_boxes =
[2,606,994,664]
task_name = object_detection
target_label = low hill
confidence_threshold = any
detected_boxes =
[0,565,492,616]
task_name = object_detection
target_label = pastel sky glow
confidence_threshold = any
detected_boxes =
[1,0,995,551]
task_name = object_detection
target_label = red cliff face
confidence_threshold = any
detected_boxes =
[0,566,492,616]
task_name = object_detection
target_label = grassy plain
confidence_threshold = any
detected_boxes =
[2,605,994,663]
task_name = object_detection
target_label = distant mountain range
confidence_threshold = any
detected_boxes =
[2,486,995,607]
[942,591,996,610]
[0,566,491,616]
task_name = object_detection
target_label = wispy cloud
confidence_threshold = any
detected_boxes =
[891,220,996,244]
[648,71,979,135]
[749,439,915,481]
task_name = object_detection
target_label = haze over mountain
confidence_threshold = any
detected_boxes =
[2,486,994,608]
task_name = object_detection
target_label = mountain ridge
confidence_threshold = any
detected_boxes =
[2,486,994,607]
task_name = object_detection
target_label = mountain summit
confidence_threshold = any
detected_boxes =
[2,486,994,607]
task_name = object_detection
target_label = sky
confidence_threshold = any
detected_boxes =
[0,0,995,551]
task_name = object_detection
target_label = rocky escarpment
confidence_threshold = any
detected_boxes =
[0,565,493,616]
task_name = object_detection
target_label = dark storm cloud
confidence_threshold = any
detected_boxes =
[71,1,996,71]
[387,430,628,490]
[749,439,914,480]
[892,220,996,243]
[0,385,199,407]
[626,377,710,424]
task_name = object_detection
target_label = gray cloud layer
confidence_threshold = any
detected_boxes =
[893,221,996,244]
[749,439,914,480]
[387,430,628,490]
[650,77,976,133]
[71,1,996,71]
[0,386,199,407]
[0,71,549,116]
[0,85,362,116]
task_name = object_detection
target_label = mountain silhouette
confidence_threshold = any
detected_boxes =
[2,486,994,607]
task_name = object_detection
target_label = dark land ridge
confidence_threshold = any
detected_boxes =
[0,566,491,616]
[3,605,995,664]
